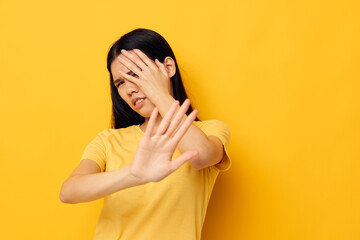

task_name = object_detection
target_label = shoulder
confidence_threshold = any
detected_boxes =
[194,119,232,172]
[193,119,231,152]
[93,128,116,141]
[94,125,141,142]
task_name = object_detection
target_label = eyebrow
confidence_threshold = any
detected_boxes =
[113,70,133,84]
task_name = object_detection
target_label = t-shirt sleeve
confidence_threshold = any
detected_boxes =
[196,120,232,172]
[80,133,107,172]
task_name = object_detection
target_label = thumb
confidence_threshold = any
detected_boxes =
[155,59,169,77]
[170,150,199,171]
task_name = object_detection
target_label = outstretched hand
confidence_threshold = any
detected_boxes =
[130,99,198,182]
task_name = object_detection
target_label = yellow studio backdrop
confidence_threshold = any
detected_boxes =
[0,0,359,239]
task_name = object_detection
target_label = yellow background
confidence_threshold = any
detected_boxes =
[1,0,359,239]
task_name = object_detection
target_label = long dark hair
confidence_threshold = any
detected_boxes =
[107,28,198,129]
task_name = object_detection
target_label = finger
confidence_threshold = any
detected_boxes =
[164,99,190,137]
[155,59,169,77]
[118,54,144,79]
[171,109,198,143]
[144,108,159,138]
[170,150,199,172]
[121,49,148,72]
[133,49,158,71]
[156,101,179,136]
[118,69,139,84]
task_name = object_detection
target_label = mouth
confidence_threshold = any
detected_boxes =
[133,97,146,108]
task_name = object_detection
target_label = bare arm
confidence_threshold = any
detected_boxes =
[60,101,198,204]
[59,160,145,204]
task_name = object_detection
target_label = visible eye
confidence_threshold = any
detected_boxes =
[116,81,124,88]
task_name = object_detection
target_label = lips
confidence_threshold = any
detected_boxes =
[132,97,146,106]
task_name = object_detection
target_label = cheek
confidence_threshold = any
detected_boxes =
[117,88,126,101]
[117,88,125,97]
[117,88,133,106]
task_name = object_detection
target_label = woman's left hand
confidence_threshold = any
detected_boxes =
[116,49,172,105]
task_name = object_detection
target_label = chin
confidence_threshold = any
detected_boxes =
[134,108,153,119]
[131,101,156,119]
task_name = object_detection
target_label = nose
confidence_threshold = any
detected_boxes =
[124,80,139,95]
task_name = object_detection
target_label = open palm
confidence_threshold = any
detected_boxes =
[130,99,198,182]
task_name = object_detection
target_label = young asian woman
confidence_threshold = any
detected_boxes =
[60,28,231,240]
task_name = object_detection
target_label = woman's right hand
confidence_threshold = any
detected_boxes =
[129,99,199,182]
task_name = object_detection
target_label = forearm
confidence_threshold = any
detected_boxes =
[60,165,146,204]
[153,94,220,169]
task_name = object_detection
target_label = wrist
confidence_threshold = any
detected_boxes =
[152,93,174,106]
[126,165,148,185]
[152,94,176,117]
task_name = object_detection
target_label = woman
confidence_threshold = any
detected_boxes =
[60,28,231,240]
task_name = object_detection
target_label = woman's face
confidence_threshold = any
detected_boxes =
[110,54,156,118]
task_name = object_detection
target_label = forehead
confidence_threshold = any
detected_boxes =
[110,54,129,80]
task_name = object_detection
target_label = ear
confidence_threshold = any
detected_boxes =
[163,56,176,78]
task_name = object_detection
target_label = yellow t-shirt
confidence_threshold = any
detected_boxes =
[81,120,231,240]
